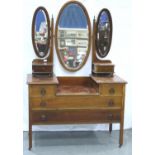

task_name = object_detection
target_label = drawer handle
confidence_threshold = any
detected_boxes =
[40,102,47,107]
[40,88,46,96]
[107,114,113,120]
[40,114,47,121]
[108,100,114,106]
[109,88,115,94]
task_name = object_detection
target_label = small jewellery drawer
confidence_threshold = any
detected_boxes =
[32,65,52,72]
[29,85,55,97]
[100,84,123,96]
[32,110,121,124]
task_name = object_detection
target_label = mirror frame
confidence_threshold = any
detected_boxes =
[96,8,112,58]
[32,6,50,58]
[55,1,91,72]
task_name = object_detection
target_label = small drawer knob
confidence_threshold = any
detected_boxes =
[107,114,113,120]
[109,88,115,94]
[40,88,46,96]
[108,100,114,106]
[40,102,47,107]
[40,114,47,121]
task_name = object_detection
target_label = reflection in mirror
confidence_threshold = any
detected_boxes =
[56,2,90,71]
[32,7,50,58]
[96,9,112,58]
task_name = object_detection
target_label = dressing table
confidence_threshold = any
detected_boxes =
[27,1,127,150]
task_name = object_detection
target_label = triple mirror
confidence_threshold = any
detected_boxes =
[31,2,113,74]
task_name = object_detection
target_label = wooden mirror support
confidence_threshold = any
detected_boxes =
[32,7,53,77]
[55,1,91,72]
[92,9,114,77]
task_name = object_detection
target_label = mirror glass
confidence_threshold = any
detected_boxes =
[56,2,90,71]
[96,9,112,58]
[32,7,50,58]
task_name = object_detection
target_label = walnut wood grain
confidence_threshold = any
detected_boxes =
[91,74,127,84]
[93,62,114,73]
[30,96,122,109]
[27,74,59,85]
[32,110,121,124]
[27,74,126,149]
[100,84,124,96]
[29,85,56,97]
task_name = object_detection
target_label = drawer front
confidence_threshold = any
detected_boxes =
[32,65,52,72]
[30,96,122,109]
[29,85,55,97]
[103,97,122,108]
[100,84,123,96]
[32,110,121,124]
[30,98,53,108]
[93,65,114,73]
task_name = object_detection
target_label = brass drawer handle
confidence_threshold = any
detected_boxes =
[107,114,113,120]
[40,88,46,96]
[108,100,114,106]
[40,102,47,107]
[109,88,115,94]
[40,114,47,121]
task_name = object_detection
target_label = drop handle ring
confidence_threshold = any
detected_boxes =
[40,88,46,96]
[108,100,114,106]
[107,114,113,120]
[40,102,47,107]
[109,88,115,94]
[40,114,47,121]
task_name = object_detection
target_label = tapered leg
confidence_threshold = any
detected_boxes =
[28,93,32,150]
[29,123,32,150]
[109,123,112,133]
[119,121,124,147]
[119,85,125,147]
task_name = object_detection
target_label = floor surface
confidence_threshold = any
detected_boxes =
[23,129,132,155]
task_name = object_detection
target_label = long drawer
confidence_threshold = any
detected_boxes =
[32,110,121,124]
[30,96,123,109]
[29,85,56,97]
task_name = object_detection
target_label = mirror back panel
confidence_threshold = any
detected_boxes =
[32,6,50,58]
[96,8,112,58]
[55,1,91,71]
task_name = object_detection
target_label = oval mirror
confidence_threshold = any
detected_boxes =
[32,7,50,58]
[96,9,112,58]
[55,1,91,71]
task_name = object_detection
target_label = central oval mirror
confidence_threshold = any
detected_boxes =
[55,1,91,71]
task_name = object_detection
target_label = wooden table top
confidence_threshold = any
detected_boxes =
[27,74,59,85]
[27,74,127,85]
[91,74,127,84]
